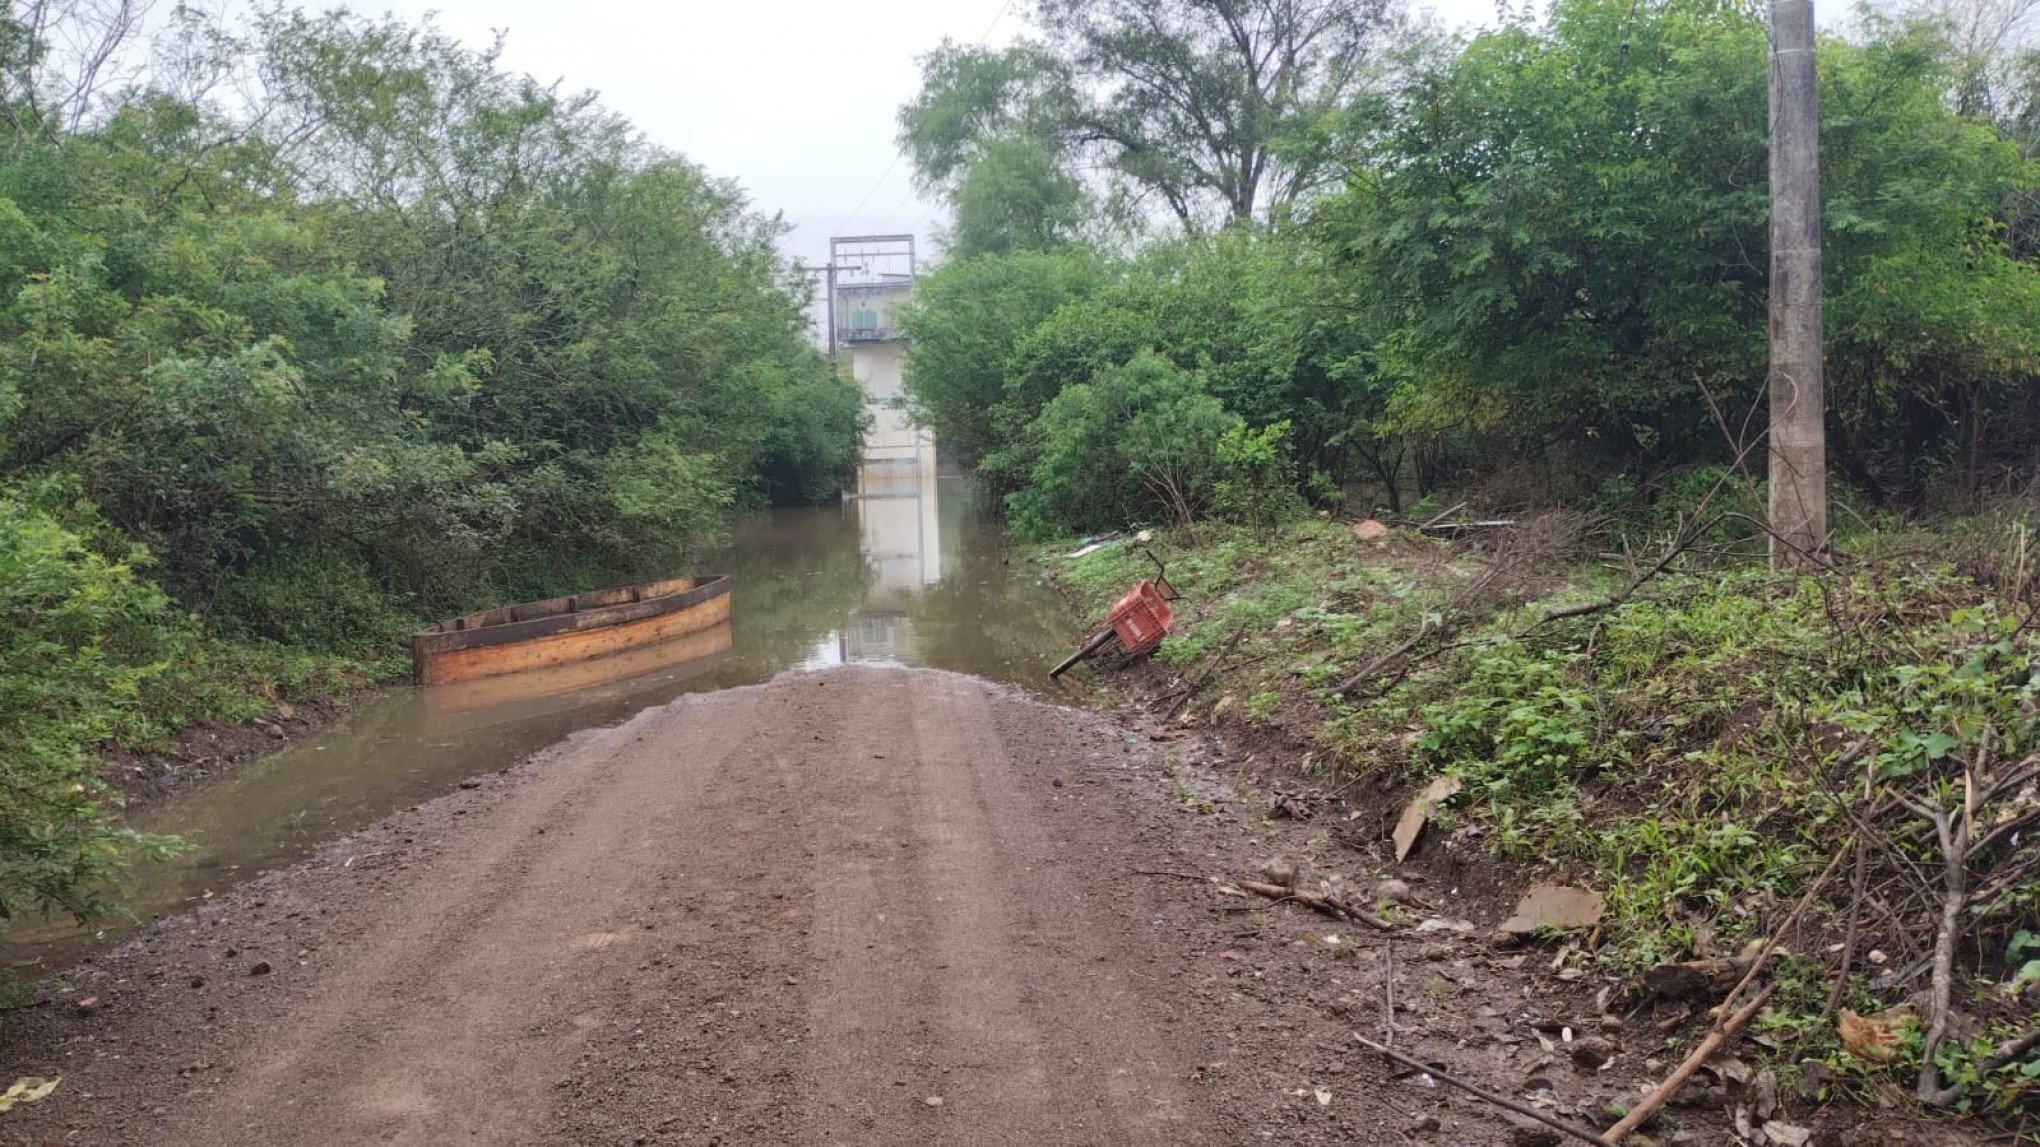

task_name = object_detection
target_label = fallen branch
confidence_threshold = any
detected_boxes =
[1163,622,1253,720]
[1716,845,1848,1019]
[1979,1028,2040,1076]
[1604,985,1775,1143]
[1535,516,1715,625]
[1382,937,1399,1047]
[1332,624,1436,697]
[1417,501,1468,531]
[1353,1034,1616,1147]
[1607,849,1832,1141]
[1337,512,1717,700]
[1130,869,1210,882]
[1418,519,1518,536]
[1238,879,1394,931]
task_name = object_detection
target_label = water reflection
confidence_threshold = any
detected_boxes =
[810,455,950,666]
[6,465,1078,965]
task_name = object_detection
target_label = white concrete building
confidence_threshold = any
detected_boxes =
[829,235,935,491]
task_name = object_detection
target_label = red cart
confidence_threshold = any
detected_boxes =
[1049,549,1179,678]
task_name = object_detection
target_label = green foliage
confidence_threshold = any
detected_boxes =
[0,3,863,920]
[947,135,1092,257]
[1212,421,1307,527]
[0,494,180,922]
[913,0,2040,526]
[1049,518,2040,1118]
[1319,0,2040,494]
[1010,351,1240,536]
[1,5,857,623]
[901,0,1395,230]
[899,248,1105,471]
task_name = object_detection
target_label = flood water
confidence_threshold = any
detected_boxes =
[7,467,1085,966]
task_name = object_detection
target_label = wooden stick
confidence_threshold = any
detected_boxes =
[1353,1035,1616,1147]
[1417,501,1468,531]
[1716,846,1847,1019]
[1979,1028,2040,1075]
[1238,879,1395,930]
[1382,937,1398,1047]
[1604,986,1774,1143]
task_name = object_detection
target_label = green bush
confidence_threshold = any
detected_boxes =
[1009,351,1240,536]
[0,494,180,922]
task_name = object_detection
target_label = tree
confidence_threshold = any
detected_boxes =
[898,247,1105,472]
[1037,0,1399,228]
[946,134,1091,256]
[899,0,1403,236]
[1318,0,2038,502]
[898,43,1092,256]
[1009,350,1240,535]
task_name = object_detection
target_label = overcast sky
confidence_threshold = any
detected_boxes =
[361,0,1506,275]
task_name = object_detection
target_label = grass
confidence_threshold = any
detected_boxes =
[1043,514,2040,1120]
[127,637,405,749]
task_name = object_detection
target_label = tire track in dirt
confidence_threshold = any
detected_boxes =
[176,687,772,1146]
[2,666,1335,1146]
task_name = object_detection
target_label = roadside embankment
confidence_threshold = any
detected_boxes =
[1044,515,2040,1132]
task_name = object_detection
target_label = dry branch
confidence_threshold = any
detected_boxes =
[1163,622,1253,720]
[1604,986,1775,1143]
[1238,879,1394,930]
[1353,1034,1617,1147]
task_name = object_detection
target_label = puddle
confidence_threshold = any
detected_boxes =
[7,464,1085,966]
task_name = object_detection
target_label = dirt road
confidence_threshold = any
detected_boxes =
[2,665,1988,1147]
[0,668,1366,1145]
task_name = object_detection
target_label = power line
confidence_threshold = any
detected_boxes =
[836,0,1016,238]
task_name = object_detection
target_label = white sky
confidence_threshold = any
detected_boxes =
[361,0,1507,274]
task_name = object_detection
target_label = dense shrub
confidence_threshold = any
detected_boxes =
[0,3,864,918]
[0,494,180,922]
[902,0,2040,528]
[1009,351,1241,536]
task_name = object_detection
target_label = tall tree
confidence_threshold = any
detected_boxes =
[1037,0,1399,228]
[898,42,1091,256]
[899,0,1403,238]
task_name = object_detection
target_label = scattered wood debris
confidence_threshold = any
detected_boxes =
[1392,775,1461,862]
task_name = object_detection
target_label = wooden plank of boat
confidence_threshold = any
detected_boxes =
[412,575,732,687]
[420,620,734,715]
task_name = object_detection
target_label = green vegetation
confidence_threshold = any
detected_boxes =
[1049,517,2040,1116]
[900,0,2040,533]
[1,4,860,923]
[917,0,2040,1109]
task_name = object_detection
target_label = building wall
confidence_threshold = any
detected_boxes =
[851,341,928,461]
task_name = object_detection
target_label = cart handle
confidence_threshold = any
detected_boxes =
[1142,547,1180,602]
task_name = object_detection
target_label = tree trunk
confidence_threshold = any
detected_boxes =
[1767,0,1828,569]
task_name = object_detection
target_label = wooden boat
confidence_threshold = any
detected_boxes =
[419,620,733,714]
[411,575,732,687]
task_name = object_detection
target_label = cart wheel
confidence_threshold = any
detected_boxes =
[1049,628,1119,678]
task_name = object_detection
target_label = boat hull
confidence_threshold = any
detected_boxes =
[411,575,732,687]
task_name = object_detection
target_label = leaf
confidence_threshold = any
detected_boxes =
[0,1076,59,1113]
[1838,1008,1912,1064]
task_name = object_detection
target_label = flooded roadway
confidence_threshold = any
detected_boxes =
[7,468,1082,966]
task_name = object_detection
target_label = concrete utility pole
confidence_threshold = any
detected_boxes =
[1766,0,1828,569]
[798,261,859,369]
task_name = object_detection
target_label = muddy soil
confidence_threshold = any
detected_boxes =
[0,667,1988,1145]
[104,689,375,815]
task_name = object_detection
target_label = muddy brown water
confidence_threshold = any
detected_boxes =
[7,471,1085,967]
